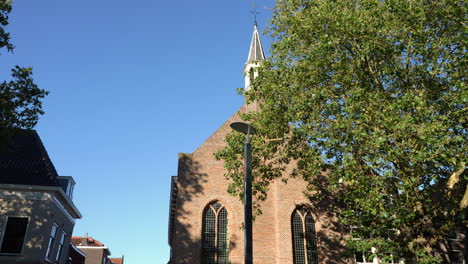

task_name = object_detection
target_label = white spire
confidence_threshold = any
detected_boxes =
[244,24,265,91]
[246,24,266,64]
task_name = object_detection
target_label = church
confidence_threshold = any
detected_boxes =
[166,24,346,264]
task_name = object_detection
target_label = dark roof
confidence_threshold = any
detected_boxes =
[0,129,59,186]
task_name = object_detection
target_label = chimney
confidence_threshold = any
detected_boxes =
[81,233,88,246]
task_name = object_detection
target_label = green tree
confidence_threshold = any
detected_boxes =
[216,0,467,262]
[0,0,48,144]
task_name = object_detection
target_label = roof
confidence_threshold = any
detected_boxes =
[109,258,124,264]
[246,24,266,64]
[0,129,59,186]
[69,243,87,258]
[71,236,105,247]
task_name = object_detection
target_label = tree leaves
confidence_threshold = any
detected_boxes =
[217,0,467,262]
[0,66,48,129]
[0,0,13,53]
[0,1,47,150]
[0,1,47,132]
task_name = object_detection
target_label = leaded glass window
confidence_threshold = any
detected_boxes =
[202,201,229,264]
[292,206,318,264]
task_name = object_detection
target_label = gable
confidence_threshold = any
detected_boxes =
[192,104,255,156]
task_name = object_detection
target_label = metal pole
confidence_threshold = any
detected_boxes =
[244,136,253,264]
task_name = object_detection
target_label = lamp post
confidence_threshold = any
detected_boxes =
[230,121,256,264]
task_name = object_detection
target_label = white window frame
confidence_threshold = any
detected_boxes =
[45,223,58,260]
[447,249,465,264]
[351,226,373,264]
[447,235,465,264]
[0,216,29,255]
[66,182,74,200]
[351,227,401,264]
[55,231,67,262]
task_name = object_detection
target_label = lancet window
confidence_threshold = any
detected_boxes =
[202,201,229,264]
[292,206,319,264]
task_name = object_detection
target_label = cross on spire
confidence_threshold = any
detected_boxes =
[250,3,260,26]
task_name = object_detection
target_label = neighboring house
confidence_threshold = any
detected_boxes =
[71,236,120,264]
[0,130,82,264]
[109,256,124,264]
[167,24,346,264]
[69,243,87,264]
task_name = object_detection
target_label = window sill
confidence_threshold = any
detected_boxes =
[44,257,54,263]
[0,253,23,256]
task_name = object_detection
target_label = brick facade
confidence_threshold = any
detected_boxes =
[168,104,347,264]
[71,236,114,264]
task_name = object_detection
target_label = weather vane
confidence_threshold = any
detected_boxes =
[250,2,260,25]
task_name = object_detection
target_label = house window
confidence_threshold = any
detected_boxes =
[448,251,464,264]
[350,227,400,264]
[249,67,254,83]
[202,201,229,264]
[45,223,58,259]
[292,206,318,264]
[353,250,373,264]
[447,230,465,264]
[0,216,28,254]
[56,231,67,261]
[350,227,370,264]
[66,182,74,200]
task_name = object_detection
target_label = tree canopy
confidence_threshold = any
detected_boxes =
[0,0,48,145]
[216,0,467,262]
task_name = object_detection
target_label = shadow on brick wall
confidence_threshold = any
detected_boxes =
[309,171,348,264]
[169,154,237,264]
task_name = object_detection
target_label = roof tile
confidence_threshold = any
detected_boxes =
[109,258,124,264]
[71,236,105,247]
[0,129,59,186]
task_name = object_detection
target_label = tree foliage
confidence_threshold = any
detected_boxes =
[0,0,48,145]
[216,0,467,262]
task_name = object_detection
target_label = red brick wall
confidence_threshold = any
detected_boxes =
[170,104,347,264]
[78,247,105,264]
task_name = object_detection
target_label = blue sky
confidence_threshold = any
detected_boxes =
[1,0,274,263]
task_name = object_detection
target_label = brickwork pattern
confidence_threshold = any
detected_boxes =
[170,104,347,264]
[79,247,106,264]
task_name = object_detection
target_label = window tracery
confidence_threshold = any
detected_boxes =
[202,201,229,264]
[292,206,318,264]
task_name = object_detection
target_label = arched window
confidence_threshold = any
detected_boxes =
[292,206,318,264]
[249,67,255,83]
[202,201,229,264]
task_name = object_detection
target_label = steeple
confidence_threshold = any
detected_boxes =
[244,23,265,91]
[246,23,266,64]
